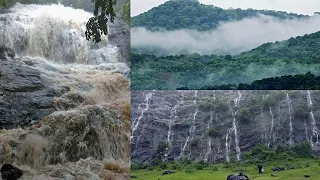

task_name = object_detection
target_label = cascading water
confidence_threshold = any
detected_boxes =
[307,90,319,146]
[285,91,293,145]
[0,3,128,73]
[0,3,130,179]
[180,90,198,159]
[131,92,153,140]
[204,111,213,162]
[266,94,275,147]
[233,90,241,161]
[225,90,241,162]
[165,103,179,159]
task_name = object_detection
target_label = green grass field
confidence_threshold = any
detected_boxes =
[132,161,320,180]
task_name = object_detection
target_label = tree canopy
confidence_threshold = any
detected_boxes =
[132,0,308,31]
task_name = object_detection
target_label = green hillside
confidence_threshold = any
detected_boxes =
[131,31,320,90]
[132,0,308,31]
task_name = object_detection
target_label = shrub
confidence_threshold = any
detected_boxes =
[261,96,278,109]
[198,101,214,111]
[184,165,196,173]
[236,108,251,124]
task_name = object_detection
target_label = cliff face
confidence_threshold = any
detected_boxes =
[131,90,320,164]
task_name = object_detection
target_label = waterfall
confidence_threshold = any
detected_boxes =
[225,127,233,162]
[307,90,319,146]
[180,90,198,159]
[268,106,275,147]
[0,3,128,72]
[285,91,293,145]
[204,111,213,162]
[233,90,241,161]
[191,90,198,140]
[225,90,241,162]
[165,103,179,159]
[131,92,153,140]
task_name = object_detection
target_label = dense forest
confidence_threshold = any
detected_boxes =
[132,0,309,31]
[193,72,320,90]
[131,31,320,90]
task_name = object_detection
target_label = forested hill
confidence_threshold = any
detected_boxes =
[131,31,320,90]
[239,31,320,63]
[132,0,309,31]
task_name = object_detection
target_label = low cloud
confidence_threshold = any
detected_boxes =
[131,14,320,55]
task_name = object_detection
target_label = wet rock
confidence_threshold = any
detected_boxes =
[0,51,57,129]
[107,18,130,64]
[0,45,15,60]
[162,170,175,175]
[272,167,285,171]
[227,173,249,180]
[0,164,23,180]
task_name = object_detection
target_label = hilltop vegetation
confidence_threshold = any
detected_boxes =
[132,0,308,31]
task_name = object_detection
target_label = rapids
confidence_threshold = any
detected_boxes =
[0,3,130,180]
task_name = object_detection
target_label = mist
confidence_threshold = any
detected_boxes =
[131,14,320,56]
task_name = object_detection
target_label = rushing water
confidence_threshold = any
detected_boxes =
[0,3,130,179]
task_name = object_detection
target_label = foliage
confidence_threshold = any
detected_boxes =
[119,0,129,24]
[291,141,313,158]
[0,0,7,7]
[261,96,278,109]
[236,108,251,124]
[85,0,116,43]
[131,31,320,90]
[132,0,308,31]
[198,101,213,111]
[153,141,168,165]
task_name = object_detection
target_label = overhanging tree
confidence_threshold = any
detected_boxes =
[85,0,116,43]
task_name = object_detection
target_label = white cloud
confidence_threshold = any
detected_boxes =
[131,14,320,55]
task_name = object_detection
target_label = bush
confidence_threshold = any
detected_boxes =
[261,96,278,109]
[291,141,313,158]
[198,101,214,111]
[184,165,196,174]
[236,108,251,124]
[211,166,219,171]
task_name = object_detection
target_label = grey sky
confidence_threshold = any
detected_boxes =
[131,0,320,16]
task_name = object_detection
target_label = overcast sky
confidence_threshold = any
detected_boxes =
[131,0,320,16]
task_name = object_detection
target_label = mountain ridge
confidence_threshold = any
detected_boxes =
[132,0,309,31]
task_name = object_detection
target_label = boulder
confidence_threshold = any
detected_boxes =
[271,167,285,171]
[0,164,23,180]
[271,173,277,177]
[0,47,67,129]
[0,45,15,60]
[162,170,175,175]
[227,173,249,180]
